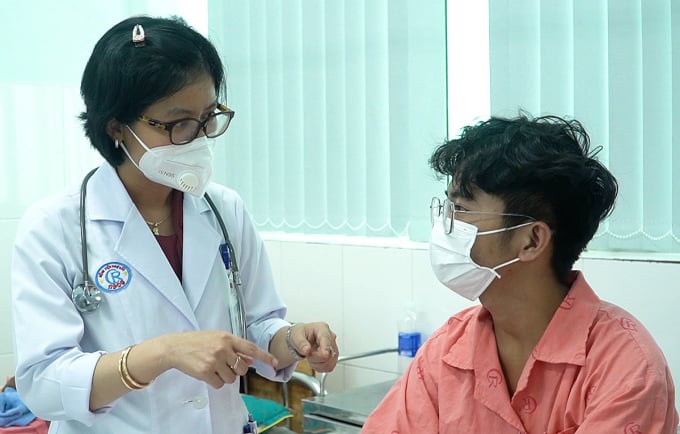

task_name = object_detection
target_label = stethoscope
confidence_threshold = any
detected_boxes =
[72,168,248,339]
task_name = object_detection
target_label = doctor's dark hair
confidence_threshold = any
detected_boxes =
[429,113,618,282]
[79,15,226,166]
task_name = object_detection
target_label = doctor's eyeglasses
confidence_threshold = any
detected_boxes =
[430,197,535,235]
[138,103,235,145]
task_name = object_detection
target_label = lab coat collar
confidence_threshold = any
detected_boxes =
[181,191,222,312]
[85,162,133,223]
[84,163,200,328]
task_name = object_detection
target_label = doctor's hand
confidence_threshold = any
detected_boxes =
[286,322,339,373]
[157,331,278,389]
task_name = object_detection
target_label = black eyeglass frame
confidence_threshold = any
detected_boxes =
[137,103,235,145]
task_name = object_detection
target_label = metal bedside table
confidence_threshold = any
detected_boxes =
[302,379,396,433]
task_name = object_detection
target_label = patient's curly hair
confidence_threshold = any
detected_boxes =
[429,113,618,282]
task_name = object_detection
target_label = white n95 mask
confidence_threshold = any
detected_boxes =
[429,217,530,300]
[122,125,214,197]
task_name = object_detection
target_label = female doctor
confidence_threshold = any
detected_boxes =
[11,15,338,434]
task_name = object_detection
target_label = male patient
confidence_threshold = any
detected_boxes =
[362,114,678,433]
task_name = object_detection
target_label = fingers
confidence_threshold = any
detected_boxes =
[288,323,311,357]
[213,363,236,387]
[232,339,278,368]
[217,342,271,385]
[306,343,339,373]
[326,343,339,359]
[308,334,338,359]
[168,331,278,389]
[315,331,337,358]
[304,323,338,357]
[227,353,252,376]
[212,353,253,387]
[294,322,339,372]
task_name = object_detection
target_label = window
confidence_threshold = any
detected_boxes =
[488,0,679,254]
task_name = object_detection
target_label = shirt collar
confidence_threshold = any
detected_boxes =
[531,271,601,366]
[442,308,491,370]
[442,271,601,369]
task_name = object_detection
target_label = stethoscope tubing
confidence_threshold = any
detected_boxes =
[76,167,247,339]
[79,168,97,290]
[204,193,247,340]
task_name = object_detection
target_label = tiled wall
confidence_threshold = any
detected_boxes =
[0,232,678,410]
[263,239,479,393]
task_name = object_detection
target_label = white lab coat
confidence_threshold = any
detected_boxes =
[11,162,294,434]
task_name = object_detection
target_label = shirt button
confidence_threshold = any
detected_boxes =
[185,395,208,409]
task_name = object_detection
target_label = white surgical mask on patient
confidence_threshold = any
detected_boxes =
[429,217,531,300]
[121,125,215,197]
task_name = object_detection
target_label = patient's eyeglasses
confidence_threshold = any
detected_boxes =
[430,197,535,235]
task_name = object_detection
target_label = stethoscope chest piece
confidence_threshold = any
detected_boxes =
[72,281,103,313]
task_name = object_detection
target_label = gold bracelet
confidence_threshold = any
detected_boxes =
[118,347,139,390]
[118,345,151,390]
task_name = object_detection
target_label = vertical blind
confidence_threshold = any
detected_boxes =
[489,0,680,254]
[208,0,447,241]
[7,1,675,254]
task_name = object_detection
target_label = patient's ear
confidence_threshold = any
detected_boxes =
[517,221,553,262]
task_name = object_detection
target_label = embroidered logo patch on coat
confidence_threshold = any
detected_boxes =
[95,262,132,293]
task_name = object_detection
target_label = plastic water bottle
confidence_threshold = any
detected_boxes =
[397,304,421,373]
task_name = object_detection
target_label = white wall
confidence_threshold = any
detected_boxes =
[0,219,19,377]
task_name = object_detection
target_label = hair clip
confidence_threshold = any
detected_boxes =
[132,24,145,47]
